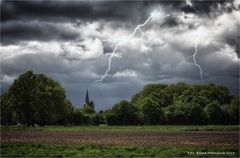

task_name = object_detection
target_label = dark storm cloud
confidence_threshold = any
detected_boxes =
[1,0,147,45]
[224,33,240,58]
[147,0,235,16]
[1,0,146,22]
[181,4,196,13]
[222,31,239,58]
[181,0,235,15]
[161,16,179,27]
[1,0,237,45]
[1,21,79,45]
[2,0,234,22]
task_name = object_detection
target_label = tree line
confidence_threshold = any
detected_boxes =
[1,71,239,126]
[106,83,239,125]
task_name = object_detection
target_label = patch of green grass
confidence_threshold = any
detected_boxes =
[1,143,239,157]
[1,125,239,132]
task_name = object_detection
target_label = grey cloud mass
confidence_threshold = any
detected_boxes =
[1,21,80,45]
[1,0,239,110]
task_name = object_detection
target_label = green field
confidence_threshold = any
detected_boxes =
[1,143,239,157]
[1,125,239,132]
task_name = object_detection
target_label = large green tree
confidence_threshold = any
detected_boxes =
[131,84,168,107]
[8,71,37,126]
[104,100,139,125]
[1,71,73,126]
[204,101,223,124]
[141,97,166,125]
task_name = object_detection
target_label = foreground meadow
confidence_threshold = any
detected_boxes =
[2,143,239,157]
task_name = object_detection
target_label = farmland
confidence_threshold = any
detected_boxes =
[1,125,239,157]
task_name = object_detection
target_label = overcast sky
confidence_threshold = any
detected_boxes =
[1,0,240,110]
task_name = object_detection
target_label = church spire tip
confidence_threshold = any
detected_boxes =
[85,89,90,105]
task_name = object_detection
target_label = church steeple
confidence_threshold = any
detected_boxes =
[85,89,90,105]
[84,89,94,108]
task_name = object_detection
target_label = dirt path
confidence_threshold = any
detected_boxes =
[1,131,239,148]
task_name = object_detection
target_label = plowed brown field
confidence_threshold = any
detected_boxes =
[1,131,238,148]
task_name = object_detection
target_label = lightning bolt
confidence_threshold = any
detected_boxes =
[184,0,203,83]
[186,39,203,82]
[92,14,154,84]
[92,2,203,85]
[192,40,203,82]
